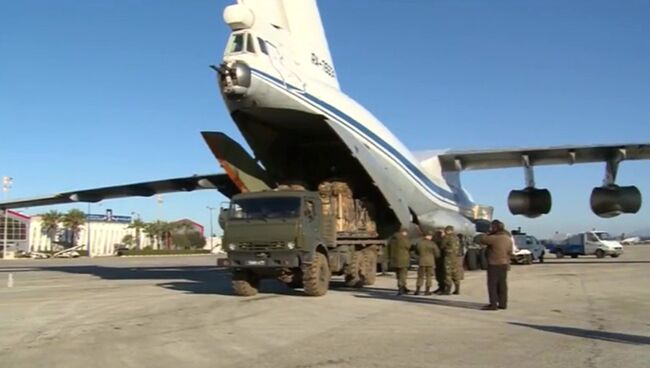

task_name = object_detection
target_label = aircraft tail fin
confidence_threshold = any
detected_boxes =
[202,131,274,193]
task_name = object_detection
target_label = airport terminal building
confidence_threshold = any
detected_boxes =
[1,210,210,257]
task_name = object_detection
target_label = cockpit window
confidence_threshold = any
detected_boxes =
[228,33,245,53]
[257,37,268,55]
[246,33,255,53]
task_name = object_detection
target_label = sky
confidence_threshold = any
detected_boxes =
[1,0,649,238]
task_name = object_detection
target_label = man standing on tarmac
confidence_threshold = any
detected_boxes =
[439,226,461,295]
[414,230,440,296]
[389,228,412,295]
[477,220,513,310]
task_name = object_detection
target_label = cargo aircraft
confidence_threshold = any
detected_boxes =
[2,0,649,238]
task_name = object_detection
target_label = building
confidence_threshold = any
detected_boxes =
[0,210,31,251]
[30,212,142,256]
[1,209,212,257]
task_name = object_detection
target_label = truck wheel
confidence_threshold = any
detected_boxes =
[232,270,259,296]
[610,254,620,258]
[526,255,533,265]
[595,249,605,258]
[345,250,365,287]
[556,250,564,259]
[363,248,377,286]
[303,253,330,296]
[466,249,478,270]
[571,254,578,259]
[539,252,545,263]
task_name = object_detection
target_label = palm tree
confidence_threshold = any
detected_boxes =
[143,222,159,249]
[128,218,146,249]
[158,221,180,250]
[40,210,62,249]
[62,209,86,248]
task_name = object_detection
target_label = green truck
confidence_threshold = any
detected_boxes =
[220,181,385,296]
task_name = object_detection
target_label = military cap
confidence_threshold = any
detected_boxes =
[444,225,454,232]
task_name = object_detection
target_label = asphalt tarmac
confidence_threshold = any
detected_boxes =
[1,247,649,368]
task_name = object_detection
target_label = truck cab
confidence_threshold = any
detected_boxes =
[223,190,324,270]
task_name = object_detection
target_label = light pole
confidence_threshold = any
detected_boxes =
[86,203,92,258]
[130,211,141,249]
[206,206,216,249]
[3,176,13,260]
[156,195,163,250]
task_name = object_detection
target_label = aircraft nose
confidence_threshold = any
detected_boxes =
[217,60,251,97]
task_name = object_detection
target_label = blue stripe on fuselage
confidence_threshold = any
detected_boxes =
[248,68,460,206]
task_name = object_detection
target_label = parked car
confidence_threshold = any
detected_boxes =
[513,234,546,263]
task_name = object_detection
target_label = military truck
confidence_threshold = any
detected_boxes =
[220,181,385,296]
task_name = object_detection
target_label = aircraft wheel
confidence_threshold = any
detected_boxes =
[466,249,479,270]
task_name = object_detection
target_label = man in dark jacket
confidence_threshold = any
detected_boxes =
[477,220,513,310]
[415,230,441,295]
[433,229,445,294]
[389,228,412,295]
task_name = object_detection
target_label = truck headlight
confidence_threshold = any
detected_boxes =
[227,243,237,251]
[286,241,295,250]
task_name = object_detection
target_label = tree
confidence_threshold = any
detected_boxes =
[121,234,134,247]
[40,210,62,247]
[128,218,146,249]
[62,209,86,248]
[186,231,207,249]
[159,221,180,250]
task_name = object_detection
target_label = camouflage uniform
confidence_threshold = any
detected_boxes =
[442,230,461,294]
[415,236,440,295]
[388,231,411,294]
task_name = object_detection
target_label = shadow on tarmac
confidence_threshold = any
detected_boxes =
[349,285,487,310]
[509,322,650,346]
[22,265,301,297]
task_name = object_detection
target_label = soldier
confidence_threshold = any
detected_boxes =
[433,229,445,294]
[414,230,441,295]
[456,233,467,281]
[388,227,412,295]
[440,225,461,295]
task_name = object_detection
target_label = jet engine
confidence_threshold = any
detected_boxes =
[508,187,552,218]
[590,185,642,218]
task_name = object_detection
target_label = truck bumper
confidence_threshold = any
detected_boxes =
[228,250,303,269]
[604,248,624,256]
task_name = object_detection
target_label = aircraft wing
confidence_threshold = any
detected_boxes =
[0,174,239,210]
[437,143,650,172]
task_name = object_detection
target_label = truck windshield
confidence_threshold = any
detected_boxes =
[230,197,301,220]
[594,232,613,241]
